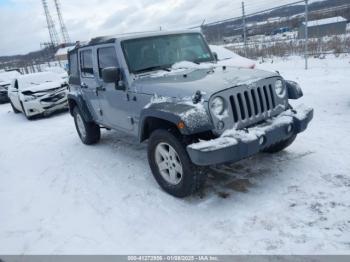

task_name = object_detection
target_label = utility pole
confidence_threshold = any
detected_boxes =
[42,0,60,46]
[242,1,247,57]
[305,0,309,70]
[53,0,71,44]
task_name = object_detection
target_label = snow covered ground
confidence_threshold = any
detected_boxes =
[0,55,350,255]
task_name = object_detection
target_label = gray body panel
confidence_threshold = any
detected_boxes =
[131,67,278,100]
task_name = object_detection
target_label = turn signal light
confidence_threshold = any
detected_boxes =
[177,121,185,129]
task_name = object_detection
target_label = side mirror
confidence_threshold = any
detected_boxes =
[212,52,218,61]
[102,67,122,83]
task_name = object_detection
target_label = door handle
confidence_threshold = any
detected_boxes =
[81,83,88,89]
[95,86,106,96]
[96,86,106,92]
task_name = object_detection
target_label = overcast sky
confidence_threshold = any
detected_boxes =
[0,0,309,56]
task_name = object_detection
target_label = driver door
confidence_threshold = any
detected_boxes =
[8,79,21,110]
[96,45,133,131]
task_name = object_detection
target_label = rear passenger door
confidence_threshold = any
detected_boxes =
[78,48,103,122]
[96,45,133,131]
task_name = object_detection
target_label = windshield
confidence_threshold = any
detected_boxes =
[121,33,214,74]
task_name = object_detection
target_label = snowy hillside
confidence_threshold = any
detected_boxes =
[0,55,349,254]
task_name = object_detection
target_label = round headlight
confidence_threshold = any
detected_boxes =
[210,96,225,116]
[275,80,285,97]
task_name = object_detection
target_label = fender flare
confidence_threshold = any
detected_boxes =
[139,102,213,142]
[67,93,93,122]
[286,80,303,100]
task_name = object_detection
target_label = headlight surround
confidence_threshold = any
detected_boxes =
[23,95,37,102]
[274,79,286,98]
[210,96,225,116]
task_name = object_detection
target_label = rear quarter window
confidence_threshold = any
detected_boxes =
[69,51,79,77]
[80,49,94,78]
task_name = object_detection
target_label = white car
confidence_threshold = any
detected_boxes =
[209,45,256,69]
[8,72,69,119]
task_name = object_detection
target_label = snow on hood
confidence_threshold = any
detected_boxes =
[21,81,66,93]
[144,61,214,79]
[209,45,256,69]
[18,72,66,92]
[172,61,214,70]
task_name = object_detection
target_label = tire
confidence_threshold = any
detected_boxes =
[263,134,297,153]
[148,129,206,198]
[10,101,20,114]
[73,106,100,145]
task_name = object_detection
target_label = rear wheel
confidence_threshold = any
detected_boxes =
[73,106,100,145]
[263,135,297,153]
[148,129,206,198]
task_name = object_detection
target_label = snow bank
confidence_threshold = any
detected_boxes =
[0,71,21,85]
[1,56,349,255]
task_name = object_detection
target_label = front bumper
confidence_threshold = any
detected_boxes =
[24,99,68,117]
[23,90,68,117]
[187,105,314,166]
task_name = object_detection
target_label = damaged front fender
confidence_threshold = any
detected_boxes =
[139,101,213,141]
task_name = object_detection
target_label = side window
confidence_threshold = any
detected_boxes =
[80,49,94,77]
[14,80,18,89]
[97,47,118,78]
[69,51,79,77]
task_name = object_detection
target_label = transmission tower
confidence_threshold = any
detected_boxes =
[53,0,71,44]
[42,0,60,46]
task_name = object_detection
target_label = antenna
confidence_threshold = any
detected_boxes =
[42,0,60,46]
[53,0,71,44]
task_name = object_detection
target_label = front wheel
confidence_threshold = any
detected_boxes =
[10,101,20,114]
[73,107,100,145]
[148,129,206,198]
[263,134,297,153]
[20,102,33,120]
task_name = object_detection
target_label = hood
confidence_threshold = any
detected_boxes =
[0,80,11,87]
[21,81,66,93]
[132,66,279,100]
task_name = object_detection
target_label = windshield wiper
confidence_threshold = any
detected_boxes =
[134,66,171,74]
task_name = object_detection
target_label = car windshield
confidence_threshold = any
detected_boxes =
[122,33,214,74]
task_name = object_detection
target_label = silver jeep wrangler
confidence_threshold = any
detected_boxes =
[67,31,313,197]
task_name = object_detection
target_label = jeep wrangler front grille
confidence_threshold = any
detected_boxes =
[229,85,276,123]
